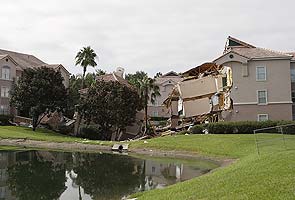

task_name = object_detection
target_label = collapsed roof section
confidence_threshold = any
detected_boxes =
[164,62,233,123]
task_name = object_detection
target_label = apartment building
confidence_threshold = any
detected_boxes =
[147,71,182,118]
[0,49,70,115]
[214,36,294,121]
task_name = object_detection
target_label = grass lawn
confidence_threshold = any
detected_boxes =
[0,126,113,146]
[0,126,294,199]
[130,134,295,200]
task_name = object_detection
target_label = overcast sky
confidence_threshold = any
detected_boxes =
[1,0,295,76]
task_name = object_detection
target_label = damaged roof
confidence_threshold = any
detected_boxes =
[182,62,222,78]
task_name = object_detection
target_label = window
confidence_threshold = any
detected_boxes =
[0,105,9,115]
[291,68,295,82]
[1,87,9,98]
[258,114,269,122]
[1,66,10,80]
[153,111,158,117]
[292,91,295,102]
[256,66,266,81]
[257,90,267,104]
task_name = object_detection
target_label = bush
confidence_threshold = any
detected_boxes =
[0,115,13,126]
[189,120,295,134]
[57,124,74,135]
[189,125,204,134]
[79,125,108,140]
[150,117,169,121]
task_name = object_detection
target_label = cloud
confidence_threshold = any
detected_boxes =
[0,0,295,76]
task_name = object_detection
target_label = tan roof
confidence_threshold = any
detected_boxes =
[226,47,292,60]
[96,73,134,88]
[0,49,45,69]
[37,64,70,74]
[227,36,256,48]
[0,49,70,72]
[155,71,182,85]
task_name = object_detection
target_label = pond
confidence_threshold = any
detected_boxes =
[0,150,219,200]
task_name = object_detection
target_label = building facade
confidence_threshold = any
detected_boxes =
[0,49,70,115]
[147,71,182,118]
[214,36,294,121]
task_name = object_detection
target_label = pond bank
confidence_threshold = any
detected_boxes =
[0,138,233,167]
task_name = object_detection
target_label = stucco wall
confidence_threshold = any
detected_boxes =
[0,58,17,113]
[223,103,292,121]
[224,59,292,104]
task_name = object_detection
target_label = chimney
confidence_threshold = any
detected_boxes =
[114,67,125,78]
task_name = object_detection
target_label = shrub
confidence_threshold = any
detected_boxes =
[190,120,295,134]
[79,125,110,140]
[0,115,13,126]
[57,124,74,135]
[189,125,204,134]
[150,117,169,121]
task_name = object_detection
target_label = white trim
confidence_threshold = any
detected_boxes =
[256,66,267,81]
[234,102,257,105]
[257,89,268,105]
[251,57,292,61]
[269,101,293,104]
[0,78,13,81]
[234,101,292,105]
[257,114,269,122]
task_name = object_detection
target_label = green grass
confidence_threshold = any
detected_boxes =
[130,134,295,200]
[0,126,113,146]
[1,126,295,199]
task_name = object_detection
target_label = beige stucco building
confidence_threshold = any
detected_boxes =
[214,37,294,121]
[147,72,182,118]
[0,49,70,115]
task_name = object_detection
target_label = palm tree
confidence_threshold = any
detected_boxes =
[138,76,160,135]
[75,46,97,88]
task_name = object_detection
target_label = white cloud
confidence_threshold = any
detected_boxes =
[0,0,294,76]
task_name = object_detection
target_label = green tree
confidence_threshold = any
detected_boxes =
[66,73,97,118]
[154,72,163,78]
[138,77,160,134]
[95,69,106,76]
[79,80,141,140]
[125,71,148,88]
[126,71,160,135]
[75,46,98,89]
[10,67,67,131]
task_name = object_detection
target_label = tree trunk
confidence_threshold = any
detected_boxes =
[144,87,148,135]
[75,66,87,136]
[32,115,38,131]
[81,66,87,89]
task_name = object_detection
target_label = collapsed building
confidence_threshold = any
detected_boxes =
[163,63,233,128]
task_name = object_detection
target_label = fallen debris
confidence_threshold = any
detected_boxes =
[164,62,233,129]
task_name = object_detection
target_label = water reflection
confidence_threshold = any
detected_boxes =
[0,150,218,200]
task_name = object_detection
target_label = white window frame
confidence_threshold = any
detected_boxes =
[257,114,269,122]
[0,105,9,115]
[1,87,9,98]
[256,66,267,81]
[1,66,10,80]
[257,90,268,105]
